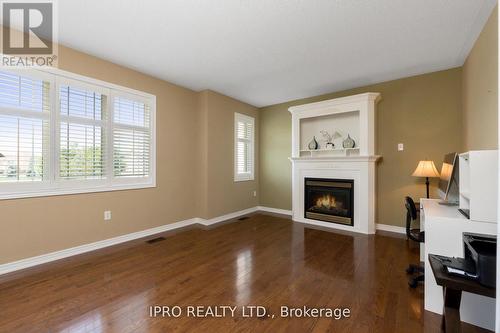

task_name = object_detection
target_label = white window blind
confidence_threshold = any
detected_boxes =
[0,71,50,182]
[59,85,107,180]
[234,112,254,182]
[0,68,156,200]
[113,96,151,178]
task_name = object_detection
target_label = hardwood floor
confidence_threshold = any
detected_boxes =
[0,213,491,333]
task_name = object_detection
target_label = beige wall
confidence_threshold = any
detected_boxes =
[198,90,259,219]
[1,46,200,264]
[462,7,498,151]
[0,47,259,264]
[259,68,463,227]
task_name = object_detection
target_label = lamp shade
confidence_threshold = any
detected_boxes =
[412,160,440,178]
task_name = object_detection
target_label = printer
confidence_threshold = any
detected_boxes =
[463,232,497,288]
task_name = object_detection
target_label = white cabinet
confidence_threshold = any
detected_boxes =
[421,199,496,330]
[459,150,498,223]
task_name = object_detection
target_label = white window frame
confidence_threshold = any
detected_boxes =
[0,67,156,200]
[110,90,155,185]
[234,112,255,182]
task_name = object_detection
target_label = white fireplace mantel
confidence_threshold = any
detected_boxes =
[289,92,381,234]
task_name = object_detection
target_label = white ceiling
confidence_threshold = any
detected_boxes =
[57,0,497,107]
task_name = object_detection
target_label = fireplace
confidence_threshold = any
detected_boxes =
[304,178,354,226]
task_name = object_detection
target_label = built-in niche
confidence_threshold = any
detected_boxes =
[299,110,360,157]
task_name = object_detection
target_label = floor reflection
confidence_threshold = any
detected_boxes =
[58,312,104,333]
[57,291,151,333]
[235,248,253,305]
[303,227,355,280]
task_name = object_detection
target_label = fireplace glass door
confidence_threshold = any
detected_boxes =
[304,178,354,226]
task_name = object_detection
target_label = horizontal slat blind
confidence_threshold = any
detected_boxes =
[0,116,48,182]
[0,71,50,182]
[60,122,105,180]
[236,122,253,174]
[113,96,150,127]
[113,128,150,177]
[234,113,254,181]
[59,86,106,180]
[0,71,49,113]
[113,97,151,178]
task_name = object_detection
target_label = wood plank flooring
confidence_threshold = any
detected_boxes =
[0,213,491,332]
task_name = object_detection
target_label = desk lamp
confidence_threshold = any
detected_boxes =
[412,160,440,199]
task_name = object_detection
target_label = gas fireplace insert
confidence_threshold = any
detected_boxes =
[304,178,354,226]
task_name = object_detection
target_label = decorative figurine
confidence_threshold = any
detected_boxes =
[308,136,319,150]
[342,134,355,149]
[320,130,334,149]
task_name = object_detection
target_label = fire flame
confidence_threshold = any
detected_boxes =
[315,194,337,209]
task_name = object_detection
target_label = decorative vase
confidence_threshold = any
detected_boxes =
[308,136,319,150]
[342,134,355,149]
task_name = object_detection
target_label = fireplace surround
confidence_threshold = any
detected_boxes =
[289,93,381,234]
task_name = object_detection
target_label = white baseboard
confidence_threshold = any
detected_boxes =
[257,206,292,216]
[0,218,199,276]
[200,207,259,225]
[258,207,407,236]
[376,223,406,235]
[0,207,263,276]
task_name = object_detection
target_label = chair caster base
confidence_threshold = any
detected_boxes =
[408,274,424,288]
[406,264,424,275]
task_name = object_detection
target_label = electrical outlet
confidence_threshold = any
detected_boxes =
[253,190,257,197]
[398,143,404,151]
[104,210,112,221]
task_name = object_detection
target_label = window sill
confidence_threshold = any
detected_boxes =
[0,181,156,200]
[234,176,255,182]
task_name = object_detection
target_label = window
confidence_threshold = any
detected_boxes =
[234,112,254,182]
[113,96,151,178]
[58,83,107,180]
[0,69,156,199]
[0,71,50,183]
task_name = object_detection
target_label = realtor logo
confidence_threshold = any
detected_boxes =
[1,0,57,67]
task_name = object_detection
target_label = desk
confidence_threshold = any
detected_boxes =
[421,199,496,331]
[429,254,495,332]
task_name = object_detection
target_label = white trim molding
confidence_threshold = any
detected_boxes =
[376,223,406,235]
[257,206,293,216]
[200,207,259,226]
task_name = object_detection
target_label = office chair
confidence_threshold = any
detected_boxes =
[404,196,425,288]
